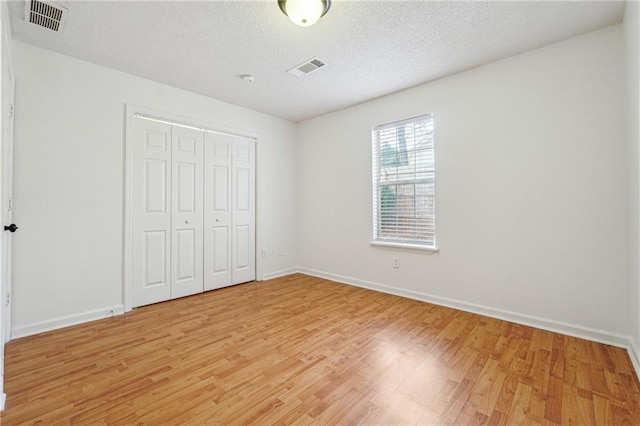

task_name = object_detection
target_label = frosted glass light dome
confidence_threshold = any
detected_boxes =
[279,0,331,27]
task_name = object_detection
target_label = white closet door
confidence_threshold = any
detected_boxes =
[231,140,255,285]
[130,113,254,308]
[131,119,172,307]
[171,127,204,299]
[203,133,232,290]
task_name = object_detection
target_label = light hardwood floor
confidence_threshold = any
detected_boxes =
[2,274,639,424]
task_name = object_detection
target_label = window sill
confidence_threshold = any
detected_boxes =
[370,240,439,254]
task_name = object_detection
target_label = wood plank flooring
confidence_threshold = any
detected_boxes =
[2,273,639,424]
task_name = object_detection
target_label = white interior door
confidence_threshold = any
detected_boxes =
[231,140,255,285]
[171,127,203,298]
[131,119,172,307]
[204,133,232,290]
[204,135,255,288]
[1,76,14,342]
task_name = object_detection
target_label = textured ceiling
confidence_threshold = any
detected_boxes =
[8,0,626,122]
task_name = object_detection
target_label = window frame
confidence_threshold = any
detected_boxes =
[370,114,439,253]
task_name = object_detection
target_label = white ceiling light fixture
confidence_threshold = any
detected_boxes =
[278,0,331,27]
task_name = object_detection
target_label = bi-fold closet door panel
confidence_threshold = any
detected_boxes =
[204,133,232,290]
[131,119,173,307]
[171,127,204,299]
[231,139,256,285]
[132,120,204,308]
[203,134,256,289]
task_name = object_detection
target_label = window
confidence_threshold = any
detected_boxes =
[371,114,437,251]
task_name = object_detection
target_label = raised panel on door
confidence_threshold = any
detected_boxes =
[176,162,196,213]
[176,228,196,281]
[234,225,250,270]
[212,227,229,272]
[171,127,204,299]
[203,133,232,290]
[131,119,172,307]
[232,140,255,285]
[144,231,168,286]
[145,159,167,213]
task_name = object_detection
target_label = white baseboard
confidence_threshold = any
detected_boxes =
[6,269,640,382]
[261,267,298,281]
[11,305,125,340]
[629,339,640,381]
[1,392,5,411]
[298,267,640,379]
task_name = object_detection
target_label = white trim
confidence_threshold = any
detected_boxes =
[127,105,260,142]
[254,139,263,283]
[261,268,298,281]
[299,267,631,346]
[370,240,439,253]
[133,113,256,142]
[11,305,125,339]
[1,392,5,412]
[374,114,433,132]
[297,267,640,372]
[2,9,13,84]
[123,104,135,312]
[629,339,640,381]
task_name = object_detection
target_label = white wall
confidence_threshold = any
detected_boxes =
[298,25,630,338]
[11,41,298,335]
[625,0,640,361]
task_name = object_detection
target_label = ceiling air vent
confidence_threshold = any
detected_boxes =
[287,58,326,78]
[25,0,67,32]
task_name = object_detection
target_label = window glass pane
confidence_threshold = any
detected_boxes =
[378,184,397,238]
[372,114,435,246]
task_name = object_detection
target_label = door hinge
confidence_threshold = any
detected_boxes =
[7,197,12,212]
[6,291,10,307]
[9,104,14,119]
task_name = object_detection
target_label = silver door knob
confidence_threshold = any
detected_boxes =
[185,220,189,224]
[216,218,220,222]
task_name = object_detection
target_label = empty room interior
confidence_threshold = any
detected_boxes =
[1,0,640,423]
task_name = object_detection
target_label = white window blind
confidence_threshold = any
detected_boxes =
[372,114,436,249]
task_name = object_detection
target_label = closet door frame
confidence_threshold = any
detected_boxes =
[124,105,261,312]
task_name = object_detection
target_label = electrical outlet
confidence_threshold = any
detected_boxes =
[393,257,400,269]
[278,247,284,256]
[261,249,268,259]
